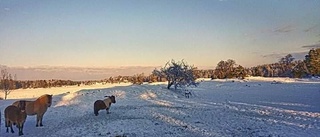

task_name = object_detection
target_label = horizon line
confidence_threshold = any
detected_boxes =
[0,64,216,69]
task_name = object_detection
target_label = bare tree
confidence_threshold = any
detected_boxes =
[155,59,197,90]
[1,69,12,100]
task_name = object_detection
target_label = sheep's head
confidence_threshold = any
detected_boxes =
[105,95,116,103]
[18,100,26,112]
[110,95,116,103]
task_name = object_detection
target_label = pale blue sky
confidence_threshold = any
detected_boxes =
[1,0,320,68]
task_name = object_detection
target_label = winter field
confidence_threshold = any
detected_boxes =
[0,77,320,137]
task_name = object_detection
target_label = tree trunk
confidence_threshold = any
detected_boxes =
[4,90,8,100]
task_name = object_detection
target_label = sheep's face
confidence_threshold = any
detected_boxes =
[18,101,26,112]
[110,95,116,103]
[47,95,53,107]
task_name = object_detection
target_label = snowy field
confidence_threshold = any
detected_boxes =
[1,77,320,137]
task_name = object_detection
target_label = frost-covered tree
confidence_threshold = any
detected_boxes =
[278,54,295,77]
[234,65,247,79]
[305,48,320,76]
[214,59,238,79]
[155,60,197,90]
[1,69,12,100]
[292,60,309,78]
[131,73,145,85]
[152,69,166,82]
[279,54,294,65]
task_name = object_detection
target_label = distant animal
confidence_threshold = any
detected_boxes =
[12,94,53,127]
[94,95,116,116]
[5,100,27,136]
[271,80,282,84]
[185,92,192,98]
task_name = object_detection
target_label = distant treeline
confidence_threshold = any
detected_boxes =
[213,48,319,79]
[1,48,319,90]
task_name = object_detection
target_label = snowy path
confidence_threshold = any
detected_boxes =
[1,78,320,137]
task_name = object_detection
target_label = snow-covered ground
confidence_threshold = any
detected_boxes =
[1,77,320,137]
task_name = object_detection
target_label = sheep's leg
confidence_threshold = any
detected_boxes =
[10,123,14,133]
[106,108,110,114]
[36,114,40,127]
[22,123,24,131]
[7,121,14,133]
[19,123,24,136]
[17,124,21,136]
[94,109,99,116]
[6,121,9,133]
[39,114,44,126]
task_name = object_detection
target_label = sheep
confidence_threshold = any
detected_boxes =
[5,100,27,136]
[94,95,116,116]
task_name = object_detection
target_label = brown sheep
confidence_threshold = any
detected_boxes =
[5,100,27,136]
[12,94,52,127]
[94,95,116,116]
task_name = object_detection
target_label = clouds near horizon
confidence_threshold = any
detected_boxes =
[273,25,295,33]
[301,43,320,49]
